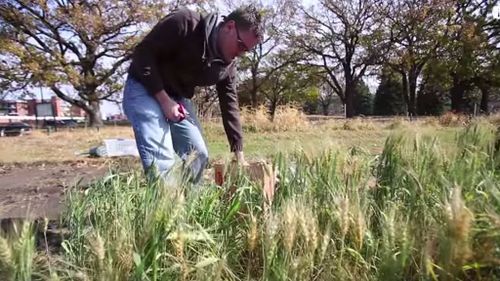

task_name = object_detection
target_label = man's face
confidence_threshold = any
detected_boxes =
[218,20,260,62]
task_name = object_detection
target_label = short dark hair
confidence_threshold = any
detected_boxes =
[223,5,264,41]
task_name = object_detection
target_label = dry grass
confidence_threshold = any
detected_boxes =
[385,117,409,130]
[341,118,376,131]
[4,110,492,164]
[0,126,134,163]
[438,112,472,127]
[488,113,500,126]
[240,105,309,132]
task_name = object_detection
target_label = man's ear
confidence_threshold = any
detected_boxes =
[224,20,236,31]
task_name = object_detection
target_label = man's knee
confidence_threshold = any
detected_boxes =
[194,144,209,168]
[198,146,209,161]
[142,155,176,176]
[184,146,208,167]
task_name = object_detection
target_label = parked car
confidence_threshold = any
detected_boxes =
[64,119,79,127]
[43,119,77,128]
[0,122,33,137]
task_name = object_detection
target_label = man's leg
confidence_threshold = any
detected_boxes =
[122,77,176,179]
[170,98,209,184]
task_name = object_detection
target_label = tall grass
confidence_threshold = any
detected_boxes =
[240,105,309,132]
[1,122,499,280]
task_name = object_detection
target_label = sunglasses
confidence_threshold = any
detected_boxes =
[235,26,251,53]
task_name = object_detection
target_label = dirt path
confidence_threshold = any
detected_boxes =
[0,161,108,219]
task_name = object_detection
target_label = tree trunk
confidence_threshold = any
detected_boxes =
[400,72,410,115]
[408,71,418,117]
[450,75,466,113]
[251,66,259,109]
[321,103,329,116]
[269,101,277,122]
[479,85,489,115]
[87,100,104,127]
[251,85,258,109]
[345,83,355,118]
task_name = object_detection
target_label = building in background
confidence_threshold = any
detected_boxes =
[0,100,29,116]
[0,96,87,124]
[27,96,64,117]
[0,96,87,117]
[106,113,127,121]
[69,104,87,117]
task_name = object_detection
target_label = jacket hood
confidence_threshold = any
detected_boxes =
[202,13,227,66]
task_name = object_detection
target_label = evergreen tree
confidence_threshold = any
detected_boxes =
[373,67,405,115]
[354,80,373,115]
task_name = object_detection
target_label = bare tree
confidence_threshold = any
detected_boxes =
[444,0,499,113]
[192,86,219,120]
[260,53,318,119]
[384,0,453,116]
[0,18,34,99]
[224,0,304,108]
[0,0,207,126]
[318,81,338,115]
[292,0,388,118]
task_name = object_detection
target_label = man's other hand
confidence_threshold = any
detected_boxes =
[154,90,185,122]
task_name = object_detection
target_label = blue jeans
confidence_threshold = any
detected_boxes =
[122,76,208,184]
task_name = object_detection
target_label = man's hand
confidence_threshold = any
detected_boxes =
[154,90,185,122]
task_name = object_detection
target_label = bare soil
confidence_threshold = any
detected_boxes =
[0,160,109,219]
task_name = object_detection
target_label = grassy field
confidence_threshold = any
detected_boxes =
[0,111,464,164]
[0,112,499,280]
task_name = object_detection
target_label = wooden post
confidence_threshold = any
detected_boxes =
[213,160,276,204]
[213,162,225,186]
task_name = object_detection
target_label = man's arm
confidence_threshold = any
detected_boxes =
[129,9,197,121]
[128,8,195,95]
[216,63,244,158]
